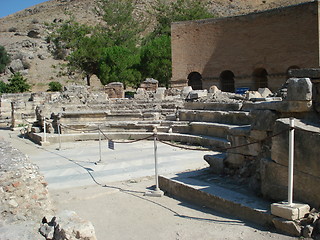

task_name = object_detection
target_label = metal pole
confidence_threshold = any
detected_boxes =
[153,127,160,191]
[43,117,47,143]
[99,125,102,163]
[288,118,295,206]
[58,123,61,151]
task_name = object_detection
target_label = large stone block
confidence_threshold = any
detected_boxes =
[271,203,310,220]
[251,110,279,131]
[271,118,320,176]
[260,158,320,207]
[243,100,312,112]
[286,78,312,101]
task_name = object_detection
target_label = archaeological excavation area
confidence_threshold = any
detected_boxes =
[1,67,320,239]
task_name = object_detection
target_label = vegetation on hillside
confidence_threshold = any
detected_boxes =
[0,45,10,74]
[48,0,215,88]
[0,73,31,94]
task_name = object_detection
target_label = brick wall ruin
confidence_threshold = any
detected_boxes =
[171,1,320,92]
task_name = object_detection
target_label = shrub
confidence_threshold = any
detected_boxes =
[48,81,63,91]
[0,45,10,73]
[0,81,7,93]
[6,72,31,93]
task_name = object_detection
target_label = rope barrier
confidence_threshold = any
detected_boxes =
[157,138,212,151]
[98,128,154,144]
[60,124,100,132]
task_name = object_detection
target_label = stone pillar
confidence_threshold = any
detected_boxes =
[288,68,320,113]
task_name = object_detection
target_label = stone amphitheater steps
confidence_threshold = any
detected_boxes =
[179,109,252,125]
[173,122,251,139]
[159,169,274,227]
[30,131,231,150]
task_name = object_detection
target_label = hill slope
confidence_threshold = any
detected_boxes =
[0,0,311,91]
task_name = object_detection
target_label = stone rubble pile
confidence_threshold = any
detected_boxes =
[0,138,97,240]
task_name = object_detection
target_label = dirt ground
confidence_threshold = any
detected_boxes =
[50,179,296,240]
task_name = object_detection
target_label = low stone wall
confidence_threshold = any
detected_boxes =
[0,138,97,240]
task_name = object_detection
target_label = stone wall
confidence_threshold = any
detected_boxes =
[171,1,320,92]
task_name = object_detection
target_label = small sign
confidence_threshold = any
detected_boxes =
[108,140,115,150]
[235,87,249,95]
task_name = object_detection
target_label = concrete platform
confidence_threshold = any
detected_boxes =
[159,169,275,227]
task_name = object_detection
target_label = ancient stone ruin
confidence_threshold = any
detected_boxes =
[1,68,320,238]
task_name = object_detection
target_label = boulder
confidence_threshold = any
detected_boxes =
[9,59,24,73]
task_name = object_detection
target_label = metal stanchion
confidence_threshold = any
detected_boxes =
[95,125,102,165]
[145,126,164,197]
[58,123,62,151]
[288,117,295,206]
[43,117,47,143]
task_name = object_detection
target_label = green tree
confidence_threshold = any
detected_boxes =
[67,33,109,85]
[48,81,63,91]
[6,72,31,93]
[140,0,215,86]
[0,45,10,73]
[98,46,141,87]
[150,0,214,38]
[140,35,171,87]
[95,0,145,47]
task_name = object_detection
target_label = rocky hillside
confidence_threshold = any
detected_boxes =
[0,0,311,92]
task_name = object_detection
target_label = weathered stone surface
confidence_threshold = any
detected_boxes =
[251,110,279,131]
[286,78,312,101]
[288,68,320,79]
[225,153,245,168]
[52,210,97,240]
[272,217,301,237]
[302,225,314,238]
[187,90,208,100]
[105,82,124,98]
[140,78,158,91]
[260,158,320,207]
[245,91,262,100]
[271,118,320,176]
[243,100,312,112]
[209,85,220,93]
[258,88,273,98]
[9,59,24,72]
[271,202,310,220]
[204,153,225,174]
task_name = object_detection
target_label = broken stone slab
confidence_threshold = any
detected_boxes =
[288,68,320,79]
[286,78,312,101]
[203,153,226,174]
[186,90,208,100]
[258,88,273,98]
[245,91,262,100]
[41,210,97,240]
[271,202,310,220]
[272,217,301,237]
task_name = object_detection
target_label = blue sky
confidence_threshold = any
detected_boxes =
[0,0,48,18]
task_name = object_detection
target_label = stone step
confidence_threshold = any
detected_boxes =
[29,131,231,150]
[173,122,251,139]
[159,169,274,227]
[179,110,252,125]
[184,102,242,111]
